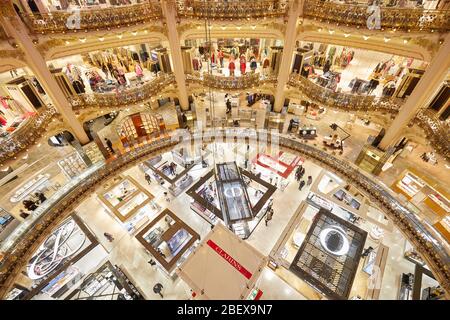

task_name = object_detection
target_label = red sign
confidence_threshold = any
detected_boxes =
[207,239,253,280]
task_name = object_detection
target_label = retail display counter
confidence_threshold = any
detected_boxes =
[98,176,159,234]
[10,174,51,203]
[136,209,200,273]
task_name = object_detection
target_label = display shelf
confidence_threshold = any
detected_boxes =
[10,174,51,203]
[190,202,217,225]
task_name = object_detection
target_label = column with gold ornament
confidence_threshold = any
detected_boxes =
[0,3,90,144]
[273,0,302,113]
[379,34,450,150]
[161,0,190,111]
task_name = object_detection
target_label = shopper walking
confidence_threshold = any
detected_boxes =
[307,176,313,186]
[145,173,152,185]
[153,283,164,299]
[104,232,114,242]
[163,192,170,202]
[265,208,274,226]
[298,179,306,191]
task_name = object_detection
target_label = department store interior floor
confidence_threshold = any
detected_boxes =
[70,141,427,300]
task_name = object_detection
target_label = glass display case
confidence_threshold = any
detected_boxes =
[136,209,200,273]
[97,176,156,226]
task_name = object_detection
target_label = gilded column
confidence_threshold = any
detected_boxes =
[0,7,90,144]
[161,0,190,111]
[273,0,302,112]
[379,34,450,150]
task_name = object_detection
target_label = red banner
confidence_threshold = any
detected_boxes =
[207,239,253,280]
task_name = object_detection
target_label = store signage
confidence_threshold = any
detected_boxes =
[207,239,252,279]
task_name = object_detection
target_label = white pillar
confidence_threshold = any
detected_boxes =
[1,12,90,144]
[161,0,190,111]
[379,34,450,150]
[273,0,302,112]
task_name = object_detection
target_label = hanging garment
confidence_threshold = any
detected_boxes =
[135,63,144,78]
[263,58,270,69]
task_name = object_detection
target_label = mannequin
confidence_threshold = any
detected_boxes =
[240,54,246,75]
[228,59,236,76]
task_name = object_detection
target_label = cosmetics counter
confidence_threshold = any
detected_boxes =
[97,176,160,234]
[136,209,200,280]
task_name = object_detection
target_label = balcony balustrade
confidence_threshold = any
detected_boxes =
[288,73,402,114]
[303,0,450,32]
[69,73,176,110]
[0,128,449,298]
[175,0,288,20]
[20,1,163,34]
[416,109,450,159]
[186,72,277,90]
[0,105,58,163]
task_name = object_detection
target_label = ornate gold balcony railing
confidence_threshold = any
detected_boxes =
[303,0,450,32]
[176,0,289,20]
[20,1,163,34]
[288,74,402,114]
[0,129,449,298]
[0,105,58,163]
[69,73,176,110]
[186,72,277,90]
[416,109,450,159]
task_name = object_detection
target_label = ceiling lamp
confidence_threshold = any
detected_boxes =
[328,29,335,35]
[79,37,87,43]
[384,37,391,42]
[117,34,123,39]
[236,26,242,30]
[363,35,370,40]
[132,31,137,36]
[65,40,70,45]
[344,33,350,38]
[251,25,256,30]
[221,25,227,30]
[403,39,408,44]
[98,37,105,42]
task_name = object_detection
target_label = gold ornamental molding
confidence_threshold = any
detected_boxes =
[296,28,434,62]
[178,21,285,42]
[302,0,450,33]
[0,0,15,18]
[20,1,164,34]
[38,28,168,60]
[69,74,177,111]
[175,0,289,22]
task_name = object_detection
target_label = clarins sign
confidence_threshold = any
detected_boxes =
[207,239,252,280]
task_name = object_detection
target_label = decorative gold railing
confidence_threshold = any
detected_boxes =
[288,74,402,114]
[20,1,163,34]
[0,129,449,298]
[69,73,176,110]
[0,105,58,163]
[303,0,450,32]
[416,109,450,159]
[186,72,277,90]
[176,0,289,20]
